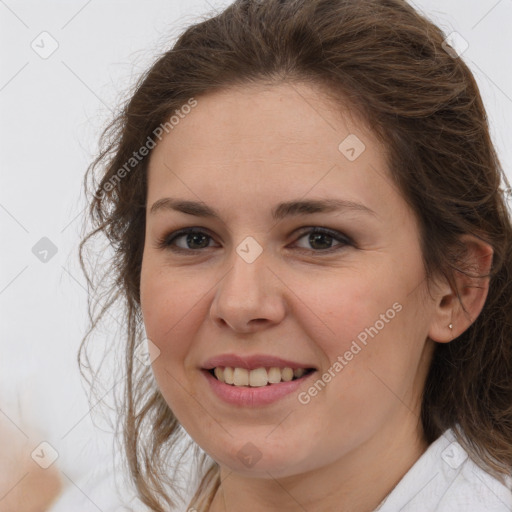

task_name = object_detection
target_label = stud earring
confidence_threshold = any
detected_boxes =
[449,323,453,329]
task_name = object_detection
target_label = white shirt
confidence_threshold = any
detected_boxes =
[375,428,512,511]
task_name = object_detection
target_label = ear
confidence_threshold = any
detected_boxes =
[428,234,493,343]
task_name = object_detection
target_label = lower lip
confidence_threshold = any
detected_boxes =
[201,369,316,407]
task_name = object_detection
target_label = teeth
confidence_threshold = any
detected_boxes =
[281,367,294,382]
[268,367,282,384]
[223,367,234,385]
[233,367,249,386]
[214,367,224,381]
[294,368,306,378]
[211,366,310,387]
[249,367,268,387]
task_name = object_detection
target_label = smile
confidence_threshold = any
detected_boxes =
[209,366,315,387]
[202,368,317,407]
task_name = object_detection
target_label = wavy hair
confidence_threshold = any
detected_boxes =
[79,0,512,510]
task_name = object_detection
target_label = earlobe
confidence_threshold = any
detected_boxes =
[428,234,493,343]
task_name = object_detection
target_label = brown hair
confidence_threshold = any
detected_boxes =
[79,0,512,510]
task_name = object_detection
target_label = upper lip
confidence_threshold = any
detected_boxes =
[202,353,317,371]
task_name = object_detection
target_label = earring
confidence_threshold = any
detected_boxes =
[449,323,453,329]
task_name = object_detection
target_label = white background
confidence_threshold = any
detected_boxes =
[0,0,511,510]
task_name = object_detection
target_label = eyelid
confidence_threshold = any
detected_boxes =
[155,227,218,251]
[293,226,354,247]
[156,226,354,253]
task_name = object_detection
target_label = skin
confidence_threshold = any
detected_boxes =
[140,82,492,512]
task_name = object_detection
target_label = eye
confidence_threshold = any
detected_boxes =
[155,226,353,254]
[292,227,352,253]
[156,228,217,252]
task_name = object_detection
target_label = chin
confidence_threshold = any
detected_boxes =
[200,436,314,478]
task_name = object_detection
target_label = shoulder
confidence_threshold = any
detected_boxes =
[375,428,512,512]
[436,441,512,512]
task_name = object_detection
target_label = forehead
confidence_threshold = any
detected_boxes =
[146,82,395,216]
[150,82,379,165]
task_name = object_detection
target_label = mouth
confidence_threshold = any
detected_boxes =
[207,366,316,387]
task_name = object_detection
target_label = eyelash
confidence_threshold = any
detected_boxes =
[155,226,353,255]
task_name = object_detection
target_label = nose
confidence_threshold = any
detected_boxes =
[209,247,287,333]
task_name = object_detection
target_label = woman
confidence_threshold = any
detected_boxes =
[79,0,512,510]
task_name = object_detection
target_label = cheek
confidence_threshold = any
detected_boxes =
[140,261,198,359]
[140,258,225,381]
[292,260,427,397]
[289,271,426,441]
[139,262,211,421]
[292,266,403,356]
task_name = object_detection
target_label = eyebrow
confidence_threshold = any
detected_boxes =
[149,197,377,220]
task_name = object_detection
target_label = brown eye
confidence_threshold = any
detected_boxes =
[293,227,352,253]
[156,226,352,255]
[176,231,211,250]
[156,228,217,252]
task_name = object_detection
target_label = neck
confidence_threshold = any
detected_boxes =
[208,413,429,512]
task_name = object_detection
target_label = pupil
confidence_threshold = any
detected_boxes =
[188,233,209,249]
[310,232,332,250]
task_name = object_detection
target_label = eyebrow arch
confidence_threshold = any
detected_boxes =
[149,197,377,220]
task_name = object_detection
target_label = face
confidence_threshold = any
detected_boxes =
[140,82,437,479]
